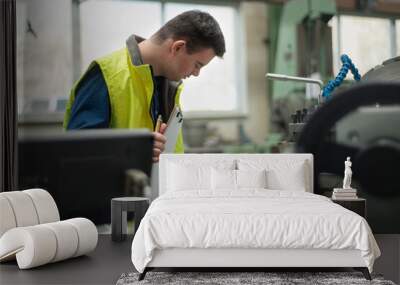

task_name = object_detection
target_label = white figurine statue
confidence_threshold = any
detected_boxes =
[343,157,352,189]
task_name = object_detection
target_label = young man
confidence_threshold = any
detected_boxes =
[64,10,225,162]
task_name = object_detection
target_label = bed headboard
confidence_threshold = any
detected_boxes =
[159,153,313,195]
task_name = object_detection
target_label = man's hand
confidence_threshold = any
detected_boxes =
[152,123,167,163]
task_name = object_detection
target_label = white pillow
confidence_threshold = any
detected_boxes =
[238,159,307,191]
[211,168,236,190]
[166,160,236,192]
[211,169,268,190]
[266,162,306,191]
[236,169,267,189]
[167,163,211,191]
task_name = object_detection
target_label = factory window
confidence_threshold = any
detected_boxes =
[81,1,245,118]
[80,1,162,73]
[164,3,244,117]
[330,15,394,76]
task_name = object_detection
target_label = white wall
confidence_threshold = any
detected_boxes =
[242,1,269,144]
[17,0,73,118]
[204,2,269,145]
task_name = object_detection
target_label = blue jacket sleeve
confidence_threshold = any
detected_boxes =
[66,64,110,129]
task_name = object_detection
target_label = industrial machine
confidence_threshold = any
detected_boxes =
[296,57,400,234]
[269,0,336,139]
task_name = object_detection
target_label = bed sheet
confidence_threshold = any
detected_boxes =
[131,190,380,273]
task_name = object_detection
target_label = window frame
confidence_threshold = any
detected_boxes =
[160,0,248,120]
[332,12,399,76]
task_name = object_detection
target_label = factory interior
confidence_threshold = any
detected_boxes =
[1,0,400,284]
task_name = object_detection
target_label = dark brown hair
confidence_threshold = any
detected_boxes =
[152,10,225,57]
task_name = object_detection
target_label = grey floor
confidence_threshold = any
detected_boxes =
[0,234,133,285]
[1,234,399,285]
[374,234,400,284]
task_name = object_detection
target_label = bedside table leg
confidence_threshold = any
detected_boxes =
[111,202,127,242]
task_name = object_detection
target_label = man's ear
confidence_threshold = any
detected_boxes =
[171,40,186,55]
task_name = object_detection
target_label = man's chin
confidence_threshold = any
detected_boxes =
[168,77,183,82]
[165,73,184,82]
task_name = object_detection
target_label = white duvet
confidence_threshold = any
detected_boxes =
[131,190,380,273]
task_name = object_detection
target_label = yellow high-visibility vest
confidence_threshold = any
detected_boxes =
[64,47,184,153]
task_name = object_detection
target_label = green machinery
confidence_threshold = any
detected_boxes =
[272,0,336,100]
[228,0,338,152]
[268,0,337,139]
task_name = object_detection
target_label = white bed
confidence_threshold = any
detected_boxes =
[131,154,380,280]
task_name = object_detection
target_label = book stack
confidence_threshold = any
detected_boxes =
[332,188,358,200]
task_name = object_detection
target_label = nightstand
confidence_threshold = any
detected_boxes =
[111,197,150,242]
[331,198,366,218]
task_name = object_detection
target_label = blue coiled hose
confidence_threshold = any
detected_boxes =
[322,54,361,99]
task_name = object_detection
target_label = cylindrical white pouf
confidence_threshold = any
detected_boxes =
[0,195,17,237]
[1,191,39,227]
[65,218,98,257]
[23,189,60,223]
[0,226,57,269]
[42,221,79,262]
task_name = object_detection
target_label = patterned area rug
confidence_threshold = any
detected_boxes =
[116,271,396,285]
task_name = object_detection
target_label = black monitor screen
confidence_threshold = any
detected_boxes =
[18,129,153,225]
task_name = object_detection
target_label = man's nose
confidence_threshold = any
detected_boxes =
[192,69,200,77]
